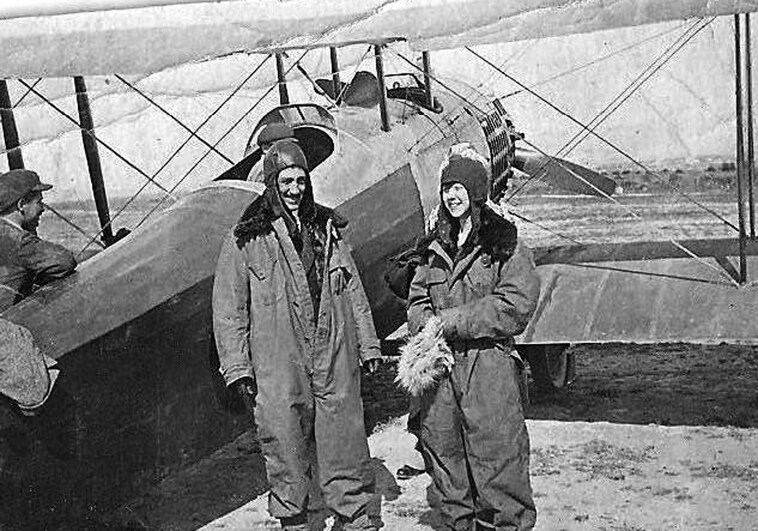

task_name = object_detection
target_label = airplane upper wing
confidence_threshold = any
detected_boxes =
[1,0,757,78]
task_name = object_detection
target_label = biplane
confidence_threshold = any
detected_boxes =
[1,0,758,528]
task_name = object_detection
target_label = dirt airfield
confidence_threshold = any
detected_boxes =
[116,342,758,531]
[43,185,758,529]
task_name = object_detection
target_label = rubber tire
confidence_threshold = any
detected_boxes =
[521,344,575,392]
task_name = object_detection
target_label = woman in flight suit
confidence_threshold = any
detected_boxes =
[407,146,541,531]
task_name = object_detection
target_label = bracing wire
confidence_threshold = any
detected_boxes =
[76,55,273,256]
[518,136,739,286]
[13,78,42,108]
[114,74,235,165]
[391,43,740,286]
[504,17,713,201]
[128,50,311,234]
[18,79,173,196]
[501,21,692,99]
[334,45,374,104]
[43,203,106,249]
[466,20,737,232]
[506,209,585,246]
[405,23,688,155]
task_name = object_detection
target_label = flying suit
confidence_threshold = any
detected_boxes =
[212,141,380,528]
[407,149,540,531]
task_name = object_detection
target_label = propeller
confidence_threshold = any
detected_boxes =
[513,147,617,196]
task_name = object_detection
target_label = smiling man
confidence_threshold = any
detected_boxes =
[0,169,77,312]
[213,137,382,531]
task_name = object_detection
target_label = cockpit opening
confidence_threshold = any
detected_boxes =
[385,73,443,113]
[214,104,337,182]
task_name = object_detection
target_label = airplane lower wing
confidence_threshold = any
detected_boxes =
[519,245,758,345]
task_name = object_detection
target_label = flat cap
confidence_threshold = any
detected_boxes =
[0,169,52,212]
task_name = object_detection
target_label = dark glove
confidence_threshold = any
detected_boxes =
[233,377,257,413]
[363,358,384,374]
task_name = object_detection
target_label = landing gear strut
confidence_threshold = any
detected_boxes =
[519,344,575,392]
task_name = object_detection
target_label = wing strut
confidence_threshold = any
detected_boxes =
[275,53,290,105]
[329,47,341,104]
[746,16,756,239]
[0,80,24,170]
[74,76,114,246]
[422,51,433,109]
[374,44,390,132]
[735,14,754,284]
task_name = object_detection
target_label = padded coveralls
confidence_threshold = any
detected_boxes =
[408,234,540,531]
[213,212,380,525]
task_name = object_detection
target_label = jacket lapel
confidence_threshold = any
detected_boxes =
[428,240,482,286]
[428,240,453,272]
[450,245,482,285]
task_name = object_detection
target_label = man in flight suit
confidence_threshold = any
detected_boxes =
[213,138,381,530]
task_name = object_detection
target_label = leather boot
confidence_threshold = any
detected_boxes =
[339,512,379,531]
[279,513,310,531]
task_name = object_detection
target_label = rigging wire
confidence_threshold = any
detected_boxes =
[285,45,373,110]
[392,44,739,286]
[501,21,692,99]
[518,134,739,285]
[505,209,584,245]
[334,45,374,105]
[13,78,42,108]
[504,17,712,201]
[76,55,273,255]
[405,19,693,160]
[506,17,708,198]
[18,79,173,196]
[394,52,589,246]
[128,50,311,234]
[43,203,106,248]
[114,74,235,165]
[466,23,738,232]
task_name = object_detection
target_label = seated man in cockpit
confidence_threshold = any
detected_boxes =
[0,169,77,312]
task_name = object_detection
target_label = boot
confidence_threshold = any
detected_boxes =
[473,517,496,530]
[339,512,379,531]
[279,513,310,531]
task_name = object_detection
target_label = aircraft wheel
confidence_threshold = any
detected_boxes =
[522,344,575,392]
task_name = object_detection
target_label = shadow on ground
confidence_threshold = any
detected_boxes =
[92,342,758,530]
[364,342,758,431]
[527,343,758,428]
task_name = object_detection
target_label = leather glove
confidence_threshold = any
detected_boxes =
[363,358,384,374]
[233,376,257,413]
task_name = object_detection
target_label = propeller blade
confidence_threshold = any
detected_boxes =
[514,148,617,196]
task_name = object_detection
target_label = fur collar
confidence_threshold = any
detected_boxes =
[233,188,347,248]
[478,205,518,262]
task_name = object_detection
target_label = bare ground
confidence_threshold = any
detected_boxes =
[115,342,758,531]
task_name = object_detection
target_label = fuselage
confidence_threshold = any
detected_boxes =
[0,86,494,526]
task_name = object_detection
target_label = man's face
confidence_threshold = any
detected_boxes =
[20,192,44,231]
[277,167,307,213]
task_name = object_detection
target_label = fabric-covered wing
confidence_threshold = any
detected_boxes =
[1,0,758,77]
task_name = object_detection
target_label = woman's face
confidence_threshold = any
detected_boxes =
[442,182,470,218]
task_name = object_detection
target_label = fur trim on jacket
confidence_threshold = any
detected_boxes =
[233,188,348,248]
